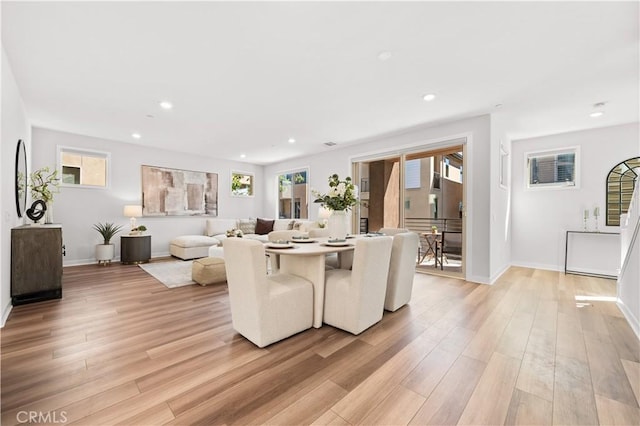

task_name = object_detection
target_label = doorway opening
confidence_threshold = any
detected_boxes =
[352,143,465,279]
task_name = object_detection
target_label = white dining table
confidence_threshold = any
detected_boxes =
[264,237,355,328]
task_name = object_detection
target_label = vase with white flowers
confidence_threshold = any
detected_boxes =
[313,174,358,240]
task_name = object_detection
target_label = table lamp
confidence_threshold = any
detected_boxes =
[124,205,143,230]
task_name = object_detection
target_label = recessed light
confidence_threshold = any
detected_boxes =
[132,133,141,139]
[159,101,173,110]
[590,111,604,118]
[423,93,436,102]
[378,51,392,61]
[240,154,246,158]
[288,138,296,144]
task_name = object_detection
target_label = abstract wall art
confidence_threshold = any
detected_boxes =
[141,165,218,217]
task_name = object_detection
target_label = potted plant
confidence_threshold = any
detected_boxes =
[93,222,124,265]
[431,225,438,234]
[28,166,60,223]
[130,225,147,235]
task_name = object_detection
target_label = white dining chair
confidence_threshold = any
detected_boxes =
[223,238,314,347]
[267,230,307,272]
[379,227,410,236]
[384,231,419,311]
[323,236,393,335]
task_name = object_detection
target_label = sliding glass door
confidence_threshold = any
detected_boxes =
[352,142,465,278]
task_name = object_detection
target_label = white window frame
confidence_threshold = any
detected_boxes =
[525,146,580,190]
[57,145,111,189]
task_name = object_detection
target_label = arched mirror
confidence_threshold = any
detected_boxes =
[15,139,27,218]
[606,157,640,226]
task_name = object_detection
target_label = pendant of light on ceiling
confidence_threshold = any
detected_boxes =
[590,102,606,118]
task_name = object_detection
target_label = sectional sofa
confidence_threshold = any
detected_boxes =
[169,217,322,260]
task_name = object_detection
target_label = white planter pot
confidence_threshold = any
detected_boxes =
[95,244,115,264]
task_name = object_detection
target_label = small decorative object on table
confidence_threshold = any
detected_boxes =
[129,225,147,236]
[28,166,60,224]
[583,209,589,231]
[312,174,358,240]
[226,228,243,238]
[593,206,600,232]
[431,225,438,234]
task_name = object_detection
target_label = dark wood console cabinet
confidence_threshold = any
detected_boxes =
[11,225,63,305]
[121,234,151,264]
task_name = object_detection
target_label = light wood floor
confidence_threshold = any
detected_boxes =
[1,262,639,425]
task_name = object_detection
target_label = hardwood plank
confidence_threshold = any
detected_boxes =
[409,355,486,425]
[595,394,640,426]
[515,327,556,401]
[621,359,640,406]
[264,380,348,425]
[505,389,553,426]
[553,354,599,425]
[359,385,425,425]
[457,352,520,425]
[331,332,437,424]
[310,410,350,426]
[583,334,638,406]
[401,346,460,398]
[604,315,640,363]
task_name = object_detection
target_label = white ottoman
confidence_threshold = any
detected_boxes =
[170,235,220,260]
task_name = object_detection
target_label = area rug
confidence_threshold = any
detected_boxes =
[139,260,195,288]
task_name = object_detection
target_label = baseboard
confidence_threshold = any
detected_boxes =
[466,274,491,285]
[63,251,171,267]
[617,299,640,340]
[489,264,511,285]
[1,302,13,328]
[510,260,562,272]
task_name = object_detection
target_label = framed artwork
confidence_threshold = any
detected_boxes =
[141,165,218,216]
[231,171,254,197]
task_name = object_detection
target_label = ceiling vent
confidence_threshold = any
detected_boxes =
[324,141,337,147]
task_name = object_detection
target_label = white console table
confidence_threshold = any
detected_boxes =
[564,230,620,279]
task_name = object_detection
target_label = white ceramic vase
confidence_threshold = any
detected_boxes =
[328,210,349,240]
[44,200,54,224]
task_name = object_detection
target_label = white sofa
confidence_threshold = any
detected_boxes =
[170,218,323,260]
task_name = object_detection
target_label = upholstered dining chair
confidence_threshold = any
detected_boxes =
[323,236,393,335]
[379,227,410,236]
[384,231,419,311]
[267,230,307,273]
[223,238,314,347]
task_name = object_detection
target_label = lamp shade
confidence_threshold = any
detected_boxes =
[123,205,142,218]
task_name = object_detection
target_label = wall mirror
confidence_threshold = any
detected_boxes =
[606,157,640,226]
[231,171,254,197]
[15,139,27,217]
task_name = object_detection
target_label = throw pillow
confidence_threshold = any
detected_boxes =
[255,218,275,235]
[237,218,257,235]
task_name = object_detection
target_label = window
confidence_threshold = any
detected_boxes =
[606,157,640,226]
[231,171,254,197]
[405,159,421,189]
[57,146,110,188]
[278,169,309,219]
[526,147,579,189]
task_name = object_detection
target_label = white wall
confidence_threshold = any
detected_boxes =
[490,113,513,282]
[511,123,639,271]
[31,128,265,265]
[1,47,31,326]
[264,115,493,283]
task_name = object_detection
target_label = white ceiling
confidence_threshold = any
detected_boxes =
[2,1,638,165]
